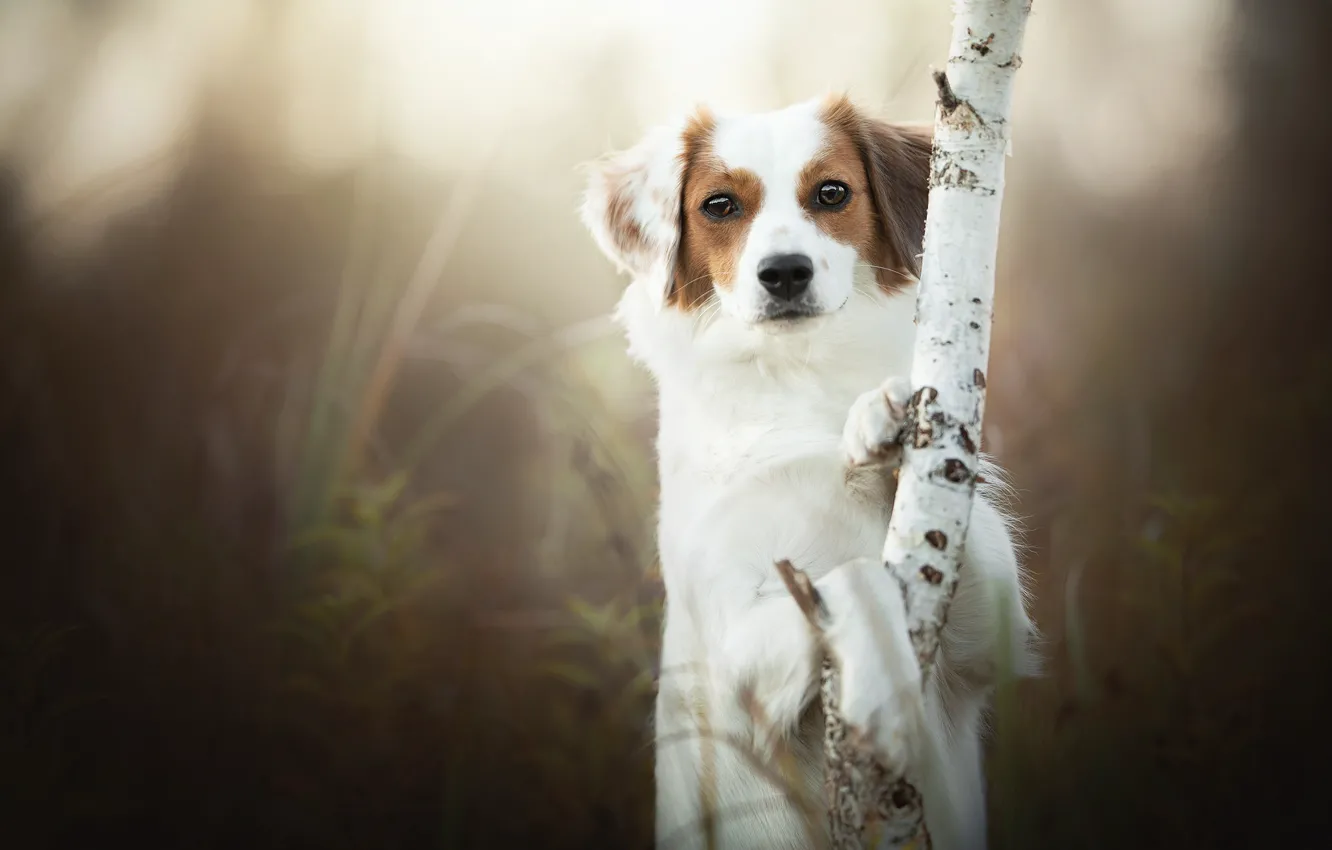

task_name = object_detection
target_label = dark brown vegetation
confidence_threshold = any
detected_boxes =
[2,2,1330,849]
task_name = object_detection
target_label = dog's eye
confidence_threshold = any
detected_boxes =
[815,181,849,208]
[702,195,739,219]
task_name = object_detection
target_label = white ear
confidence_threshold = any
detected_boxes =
[579,120,688,311]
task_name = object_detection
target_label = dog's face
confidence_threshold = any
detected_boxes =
[582,95,932,332]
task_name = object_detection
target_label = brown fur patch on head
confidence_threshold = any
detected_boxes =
[819,94,933,292]
[798,116,880,282]
[601,175,648,261]
[585,150,652,272]
[670,109,765,311]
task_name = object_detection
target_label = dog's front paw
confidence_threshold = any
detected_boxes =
[842,376,913,468]
[819,558,927,771]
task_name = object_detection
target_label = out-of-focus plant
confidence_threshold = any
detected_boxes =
[0,624,104,820]
[275,474,453,718]
[241,155,661,847]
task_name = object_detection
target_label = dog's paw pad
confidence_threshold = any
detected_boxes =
[843,376,912,467]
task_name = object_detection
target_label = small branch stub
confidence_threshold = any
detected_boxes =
[932,70,960,115]
[776,559,828,631]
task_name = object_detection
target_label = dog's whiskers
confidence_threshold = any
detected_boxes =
[857,261,917,283]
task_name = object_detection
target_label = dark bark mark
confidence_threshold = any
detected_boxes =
[891,784,921,810]
[942,458,971,483]
[914,424,934,449]
[924,530,948,550]
[968,29,996,56]
[931,157,992,193]
[958,424,977,455]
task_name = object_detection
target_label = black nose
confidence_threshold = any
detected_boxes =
[756,253,814,301]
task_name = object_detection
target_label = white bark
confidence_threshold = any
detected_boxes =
[825,2,1033,848]
[891,0,1029,692]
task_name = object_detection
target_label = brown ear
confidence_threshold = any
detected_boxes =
[580,121,690,309]
[580,109,717,310]
[859,120,933,280]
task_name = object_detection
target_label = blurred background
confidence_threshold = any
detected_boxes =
[2,0,1329,848]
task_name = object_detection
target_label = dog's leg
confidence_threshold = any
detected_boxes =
[708,556,928,776]
[817,556,931,772]
[655,556,926,850]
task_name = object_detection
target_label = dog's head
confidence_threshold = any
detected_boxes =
[581,95,931,340]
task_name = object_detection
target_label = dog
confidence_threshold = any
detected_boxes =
[580,94,1038,850]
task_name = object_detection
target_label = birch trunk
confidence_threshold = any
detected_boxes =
[822,2,1033,847]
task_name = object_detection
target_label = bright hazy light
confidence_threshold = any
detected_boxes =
[0,0,1230,255]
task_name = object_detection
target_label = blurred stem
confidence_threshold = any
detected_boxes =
[344,167,488,475]
[396,316,617,477]
[291,158,381,530]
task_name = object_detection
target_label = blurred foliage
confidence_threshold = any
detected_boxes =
[2,2,1332,849]
[0,142,660,849]
[986,488,1285,849]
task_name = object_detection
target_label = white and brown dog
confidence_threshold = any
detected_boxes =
[580,94,1037,850]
